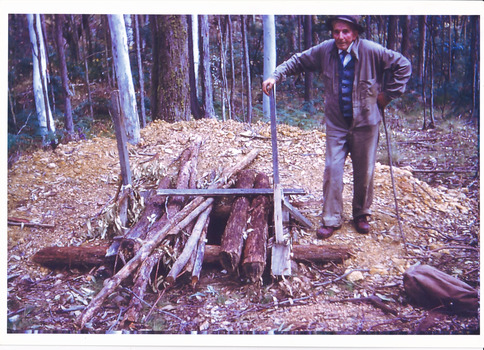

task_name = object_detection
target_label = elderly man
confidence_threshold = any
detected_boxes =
[262,16,411,239]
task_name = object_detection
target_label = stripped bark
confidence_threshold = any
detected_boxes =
[219,169,257,273]
[241,173,271,282]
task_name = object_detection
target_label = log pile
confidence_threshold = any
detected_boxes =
[31,140,351,329]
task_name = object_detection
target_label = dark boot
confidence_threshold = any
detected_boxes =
[316,225,340,239]
[354,215,370,234]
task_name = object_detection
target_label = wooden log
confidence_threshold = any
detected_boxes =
[33,243,351,271]
[219,169,257,273]
[291,244,351,263]
[214,244,351,265]
[241,173,270,282]
[78,149,260,328]
[32,245,110,269]
[166,205,212,285]
[191,217,210,287]
[156,188,306,196]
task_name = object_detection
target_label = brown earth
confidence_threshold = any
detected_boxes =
[7,118,479,335]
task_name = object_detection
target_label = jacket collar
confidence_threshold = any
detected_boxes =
[333,37,360,61]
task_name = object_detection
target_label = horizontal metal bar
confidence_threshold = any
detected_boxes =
[156,188,305,197]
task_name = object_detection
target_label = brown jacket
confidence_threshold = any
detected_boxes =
[271,37,412,131]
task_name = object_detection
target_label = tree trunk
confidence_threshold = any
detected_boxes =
[82,15,93,64]
[102,15,113,88]
[109,91,132,190]
[447,15,452,82]
[387,15,398,50]
[470,15,479,121]
[227,15,235,120]
[303,15,313,103]
[241,15,252,123]
[81,31,94,120]
[219,169,257,273]
[400,15,410,59]
[428,16,436,129]
[218,16,228,121]
[27,14,55,140]
[54,14,74,136]
[152,15,190,122]
[108,14,141,144]
[134,15,146,128]
[199,15,216,118]
[123,15,134,47]
[150,15,160,122]
[419,16,427,129]
[241,173,270,282]
[191,15,199,89]
[263,15,276,119]
[68,15,80,64]
[365,16,372,41]
[188,15,203,120]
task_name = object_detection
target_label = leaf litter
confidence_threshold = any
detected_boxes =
[7,118,479,334]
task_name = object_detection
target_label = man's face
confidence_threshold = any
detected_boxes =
[332,20,358,51]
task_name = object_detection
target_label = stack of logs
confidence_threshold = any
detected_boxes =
[32,139,351,329]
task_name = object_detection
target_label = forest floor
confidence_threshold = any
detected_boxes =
[6,114,480,337]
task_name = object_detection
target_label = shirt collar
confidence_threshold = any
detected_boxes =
[338,41,354,55]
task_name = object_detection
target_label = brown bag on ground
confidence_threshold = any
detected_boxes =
[403,264,479,315]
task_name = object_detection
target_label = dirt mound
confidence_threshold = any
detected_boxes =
[7,118,479,334]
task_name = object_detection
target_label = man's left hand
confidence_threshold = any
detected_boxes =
[377,92,391,109]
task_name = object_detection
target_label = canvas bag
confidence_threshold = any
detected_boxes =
[403,264,479,315]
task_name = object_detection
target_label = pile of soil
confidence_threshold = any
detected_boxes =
[7,118,479,334]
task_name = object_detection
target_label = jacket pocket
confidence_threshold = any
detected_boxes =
[322,72,335,95]
[357,78,378,116]
[357,78,377,99]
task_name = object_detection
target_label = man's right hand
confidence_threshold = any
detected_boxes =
[262,78,276,96]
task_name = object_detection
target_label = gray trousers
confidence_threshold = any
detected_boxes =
[322,123,380,227]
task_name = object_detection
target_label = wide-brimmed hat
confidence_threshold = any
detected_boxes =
[327,15,365,34]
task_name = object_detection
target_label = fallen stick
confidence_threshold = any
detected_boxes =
[8,218,54,229]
